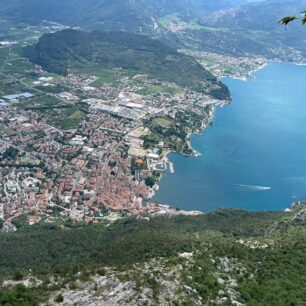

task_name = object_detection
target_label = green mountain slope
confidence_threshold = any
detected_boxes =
[25,29,230,98]
[1,206,306,305]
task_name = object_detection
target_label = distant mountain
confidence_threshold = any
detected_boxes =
[199,0,306,31]
[0,0,154,32]
[1,0,305,61]
[24,29,230,99]
[192,0,306,59]
[0,0,262,31]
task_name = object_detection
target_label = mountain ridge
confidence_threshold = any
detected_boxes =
[0,0,254,29]
[1,0,306,61]
[25,28,230,98]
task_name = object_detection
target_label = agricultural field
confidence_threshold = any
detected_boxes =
[48,104,88,130]
[89,69,117,87]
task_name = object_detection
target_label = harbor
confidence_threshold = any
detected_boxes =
[152,156,175,174]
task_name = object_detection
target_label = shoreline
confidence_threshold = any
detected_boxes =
[148,60,306,214]
[147,64,251,208]
[219,61,269,82]
[147,101,221,205]
[271,59,306,66]
[221,59,306,82]
[248,62,269,78]
[186,105,216,157]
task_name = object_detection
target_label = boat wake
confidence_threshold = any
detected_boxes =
[238,184,271,191]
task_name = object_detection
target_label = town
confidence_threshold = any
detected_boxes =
[0,42,227,230]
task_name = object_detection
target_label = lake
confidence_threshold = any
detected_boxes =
[152,62,306,212]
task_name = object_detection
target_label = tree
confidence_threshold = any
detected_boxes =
[145,176,156,188]
[279,11,306,25]
[2,147,19,160]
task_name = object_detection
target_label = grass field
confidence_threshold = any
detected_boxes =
[20,156,38,165]
[87,69,117,87]
[0,77,28,95]
[137,85,178,96]
[153,117,173,128]
[48,106,87,130]
[3,58,33,75]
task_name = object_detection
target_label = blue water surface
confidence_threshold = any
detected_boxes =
[152,62,306,211]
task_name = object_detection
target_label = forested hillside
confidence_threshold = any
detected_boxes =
[1,207,306,305]
[25,29,230,98]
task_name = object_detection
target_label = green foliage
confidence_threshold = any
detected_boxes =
[0,284,40,306]
[143,134,160,150]
[18,95,62,110]
[279,11,306,25]
[145,176,157,187]
[0,210,285,276]
[11,215,28,229]
[279,16,298,25]
[144,110,206,155]
[0,209,306,305]
[90,69,117,87]
[238,240,306,305]
[12,271,24,281]
[108,160,117,168]
[48,107,87,130]
[2,147,19,160]
[137,85,178,96]
[153,117,173,128]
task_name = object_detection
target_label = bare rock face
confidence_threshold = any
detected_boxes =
[57,276,152,306]
[294,209,306,225]
[45,257,201,306]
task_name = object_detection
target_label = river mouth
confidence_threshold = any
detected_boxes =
[152,62,306,212]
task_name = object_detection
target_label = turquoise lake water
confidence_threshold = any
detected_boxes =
[152,62,306,212]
